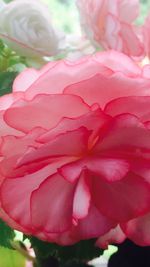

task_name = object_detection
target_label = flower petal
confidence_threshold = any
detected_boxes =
[17,127,90,167]
[0,165,54,229]
[60,157,129,183]
[96,225,126,249]
[92,172,150,221]
[4,94,90,133]
[64,74,150,108]
[73,171,91,220]
[30,173,75,233]
[105,96,150,122]
[94,114,150,154]
[121,213,150,246]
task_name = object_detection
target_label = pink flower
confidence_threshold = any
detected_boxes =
[0,51,150,246]
[77,0,144,58]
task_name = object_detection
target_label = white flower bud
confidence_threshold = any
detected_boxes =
[0,0,60,58]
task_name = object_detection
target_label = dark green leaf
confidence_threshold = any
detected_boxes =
[0,219,15,248]
[0,71,18,96]
[30,236,103,264]
[30,236,58,259]
[58,239,103,263]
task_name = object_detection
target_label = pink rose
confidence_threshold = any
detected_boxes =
[0,51,150,246]
[77,0,144,58]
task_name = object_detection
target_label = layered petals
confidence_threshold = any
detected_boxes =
[0,51,150,247]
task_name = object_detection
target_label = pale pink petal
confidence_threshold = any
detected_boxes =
[73,171,91,219]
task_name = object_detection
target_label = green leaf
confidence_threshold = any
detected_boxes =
[0,247,26,267]
[0,219,15,248]
[0,71,18,96]
[30,237,104,264]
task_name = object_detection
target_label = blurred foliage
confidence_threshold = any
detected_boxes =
[0,246,26,267]
[0,71,18,95]
[137,0,150,24]
[0,39,26,72]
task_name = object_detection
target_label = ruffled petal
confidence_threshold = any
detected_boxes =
[105,96,150,122]
[64,74,150,108]
[4,94,90,133]
[19,57,112,100]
